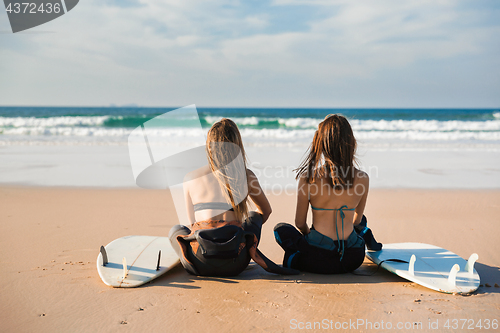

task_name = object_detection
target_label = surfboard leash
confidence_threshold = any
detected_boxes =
[349,259,409,276]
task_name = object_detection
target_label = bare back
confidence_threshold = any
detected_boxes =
[295,168,369,240]
[183,165,238,223]
[183,166,272,225]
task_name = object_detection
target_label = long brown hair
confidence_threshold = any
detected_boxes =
[206,118,249,222]
[295,114,357,188]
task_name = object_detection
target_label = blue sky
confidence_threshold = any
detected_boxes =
[0,0,499,107]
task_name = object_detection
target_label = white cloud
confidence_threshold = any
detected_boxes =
[0,0,498,107]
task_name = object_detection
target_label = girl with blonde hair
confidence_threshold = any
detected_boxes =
[169,118,297,276]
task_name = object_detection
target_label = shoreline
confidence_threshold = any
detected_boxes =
[1,186,499,332]
[2,183,500,192]
[1,144,499,189]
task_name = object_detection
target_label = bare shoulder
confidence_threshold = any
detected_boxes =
[246,168,257,179]
[355,169,369,184]
[184,165,211,182]
[246,169,264,197]
[246,169,260,187]
[297,173,309,195]
[246,169,260,186]
[297,173,309,185]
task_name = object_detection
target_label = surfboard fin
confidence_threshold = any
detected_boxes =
[408,254,416,276]
[156,250,161,271]
[465,253,478,275]
[100,246,108,266]
[448,264,460,287]
[122,257,128,278]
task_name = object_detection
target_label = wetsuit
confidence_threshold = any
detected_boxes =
[273,206,366,274]
[169,207,298,277]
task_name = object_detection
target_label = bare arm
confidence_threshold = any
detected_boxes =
[183,181,196,226]
[353,171,369,226]
[295,176,310,235]
[247,170,272,223]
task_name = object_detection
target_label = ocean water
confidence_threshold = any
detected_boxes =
[1,107,499,188]
[1,107,500,150]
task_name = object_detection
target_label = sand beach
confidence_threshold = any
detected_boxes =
[1,186,499,332]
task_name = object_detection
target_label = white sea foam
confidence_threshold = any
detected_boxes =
[354,130,500,141]
[0,126,208,139]
[205,116,321,128]
[277,117,321,128]
[205,115,261,126]
[207,116,500,131]
[2,125,500,141]
[2,116,500,131]
[350,119,500,132]
[2,116,500,148]
[0,116,110,127]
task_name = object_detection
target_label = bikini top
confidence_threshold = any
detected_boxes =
[310,205,354,213]
[310,204,355,261]
[193,202,234,212]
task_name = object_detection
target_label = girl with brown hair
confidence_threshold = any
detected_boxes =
[274,114,382,274]
[169,118,297,276]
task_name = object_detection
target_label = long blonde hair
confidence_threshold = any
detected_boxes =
[206,118,249,222]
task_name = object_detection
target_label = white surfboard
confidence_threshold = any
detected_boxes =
[366,243,480,294]
[97,235,180,288]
